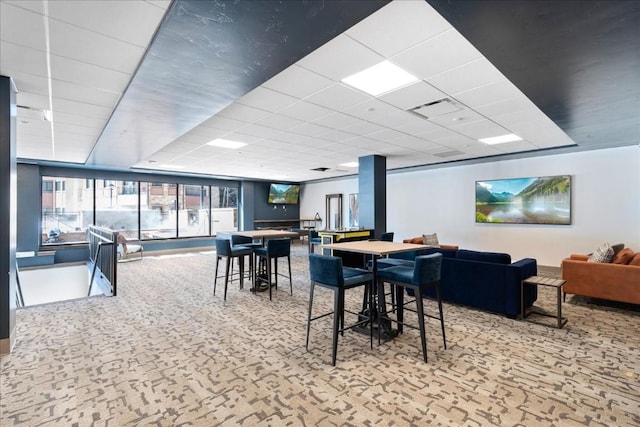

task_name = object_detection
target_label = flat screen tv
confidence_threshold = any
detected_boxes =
[267,183,300,204]
[475,175,571,225]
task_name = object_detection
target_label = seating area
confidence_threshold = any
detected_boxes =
[562,243,640,304]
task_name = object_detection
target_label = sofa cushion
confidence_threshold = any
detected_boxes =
[457,249,511,264]
[588,243,614,263]
[422,233,439,247]
[405,237,423,244]
[612,247,634,265]
[628,252,640,266]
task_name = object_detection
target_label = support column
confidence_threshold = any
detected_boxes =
[0,75,18,354]
[358,155,386,239]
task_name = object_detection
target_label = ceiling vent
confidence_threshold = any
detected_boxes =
[311,167,330,172]
[408,98,462,119]
[433,150,465,158]
[17,105,52,122]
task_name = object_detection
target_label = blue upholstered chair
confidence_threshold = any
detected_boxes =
[254,238,292,300]
[230,234,261,281]
[214,238,253,301]
[377,253,446,363]
[307,254,374,366]
[308,229,322,253]
[380,232,394,242]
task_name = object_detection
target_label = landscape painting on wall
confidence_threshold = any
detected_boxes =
[475,175,571,225]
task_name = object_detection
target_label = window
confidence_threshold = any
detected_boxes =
[41,177,94,245]
[40,176,240,245]
[95,181,139,240]
[178,185,210,237]
[141,181,177,239]
[211,186,238,234]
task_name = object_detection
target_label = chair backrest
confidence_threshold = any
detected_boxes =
[380,232,394,242]
[215,238,232,257]
[413,253,442,285]
[309,229,319,239]
[308,254,344,287]
[231,234,253,246]
[267,238,291,257]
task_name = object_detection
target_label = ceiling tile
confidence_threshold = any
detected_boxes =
[392,28,482,80]
[304,83,371,111]
[426,59,506,96]
[216,103,271,123]
[379,80,446,110]
[346,0,451,57]
[0,3,47,51]
[262,64,335,99]
[254,114,305,131]
[236,86,299,112]
[297,34,384,81]
[453,80,522,108]
[47,0,165,48]
[278,101,333,122]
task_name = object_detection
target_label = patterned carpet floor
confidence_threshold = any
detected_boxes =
[2,244,639,426]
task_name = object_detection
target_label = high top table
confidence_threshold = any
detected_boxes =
[324,240,430,340]
[229,229,300,292]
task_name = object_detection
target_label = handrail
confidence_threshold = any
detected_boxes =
[87,225,118,297]
[87,240,114,297]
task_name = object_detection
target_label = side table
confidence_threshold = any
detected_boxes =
[521,276,568,329]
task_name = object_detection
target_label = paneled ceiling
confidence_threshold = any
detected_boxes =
[1,0,638,182]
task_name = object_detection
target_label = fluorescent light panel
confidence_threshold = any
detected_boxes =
[479,133,522,145]
[340,162,359,167]
[206,138,247,149]
[342,61,419,96]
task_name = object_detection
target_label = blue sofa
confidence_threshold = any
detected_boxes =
[377,248,537,317]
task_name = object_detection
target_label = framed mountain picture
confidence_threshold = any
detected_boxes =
[475,175,571,225]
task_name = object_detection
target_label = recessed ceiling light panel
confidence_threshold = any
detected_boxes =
[206,138,247,149]
[479,133,522,145]
[339,161,359,167]
[342,60,419,96]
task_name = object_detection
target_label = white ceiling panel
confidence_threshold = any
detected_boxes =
[199,115,247,132]
[254,114,305,131]
[379,80,446,110]
[47,0,165,47]
[297,34,384,81]
[453,80,522,109]
[304,83,371,111]
[346,0,451,57]
[48,19,146,74]
[8,73,50,97]
[216,103,271,123]
[278,101,333,122]
[0,2,47,51]
[51,80,120,107]
[49,55,131,93]
[236,87,299,112]
[426,59,506,96]
[261,65,334,99]
[453,119,511,140]
[0,42,47,76]
[392,29,483,80]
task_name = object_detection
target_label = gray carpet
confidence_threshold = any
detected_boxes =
[2,245,639,426]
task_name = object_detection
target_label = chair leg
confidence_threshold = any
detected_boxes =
[287,256,292,295]
[332,287,342,366]
[267,257,273,301]
[396,284,404,334]
[223,256,231,302]
[414,287,428,363]
[214,256,220,296]
[368,280,374,350]
[274,258,278,290]
[435,281,447,349]
[306,281,315,351]
[239,256,244,289]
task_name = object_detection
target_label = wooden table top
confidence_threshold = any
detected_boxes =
[324,240,430,256]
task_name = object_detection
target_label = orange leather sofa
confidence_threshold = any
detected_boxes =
[561,254,640,304]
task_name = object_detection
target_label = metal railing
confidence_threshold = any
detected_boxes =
[87,225,118,297]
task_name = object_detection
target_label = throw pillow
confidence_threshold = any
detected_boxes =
[628,252,640,266]
[587,243,614,263]
[612,247,634,265]
[611,243,625,256]
[422,233,440,247]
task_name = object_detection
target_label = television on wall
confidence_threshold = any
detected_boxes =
[267,183,300,204]
[475,175,571,225]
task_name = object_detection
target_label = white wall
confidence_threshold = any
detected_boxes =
[301,146,640,267]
